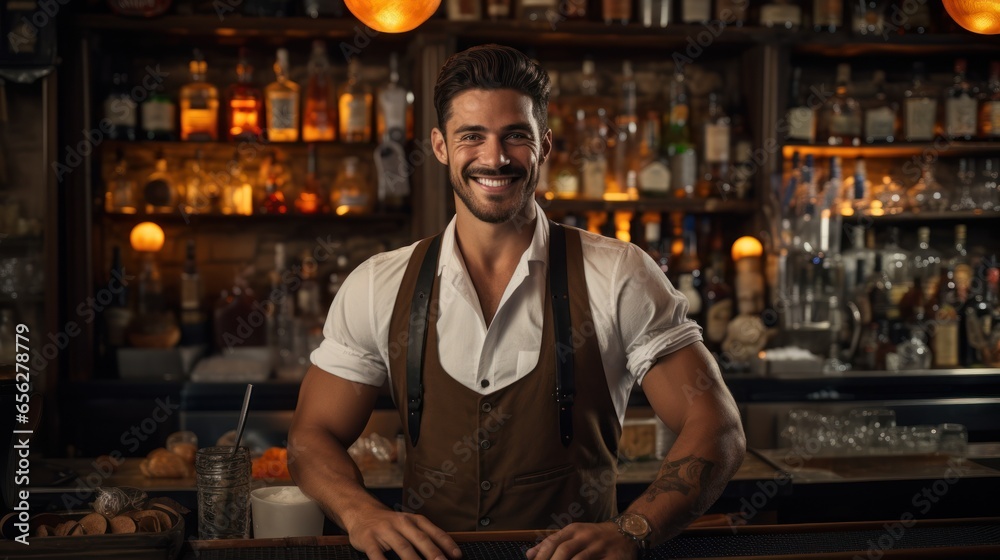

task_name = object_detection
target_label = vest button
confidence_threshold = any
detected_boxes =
[480,480,491,491]
[481,402,492,413]
[480,517,491,527]
[481,379,490,388]
[480,439,491,450]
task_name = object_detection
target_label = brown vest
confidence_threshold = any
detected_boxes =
[387,224,621,531]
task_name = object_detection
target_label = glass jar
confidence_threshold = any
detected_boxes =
[196,446,251,539]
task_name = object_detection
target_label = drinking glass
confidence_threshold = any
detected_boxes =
[937,423,968,458]
[196,446,251,539]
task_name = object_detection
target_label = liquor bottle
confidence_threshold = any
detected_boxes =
[180,239,209,347]
[716,0,747,25]
[979,62,1000,139]
[551,151,581,198]
[269,242,296,375]
[577,59,611,199]
[863,70,898,143]
[982,158,999,212]
[943,58,979,140]
[681,0,710,23]
[377,53,413,144]
[819,63,861,146]
[610,60,639,196]
[844,157,871,216]
[141,91,177,141]
[702,245,733,352]
[296,144,324,214]
[786,67,816,143]
[106,148,138,214]
[547,69,566,156]
[296,253,326,364]
[812,0,843,32]
[603,0,632,24]
[104,71,137,141]
[664,68,696,198]
[675,216,703,321]
[180,49,219,142]
[223,150,254,216]
[911,226,941,300]
[640,0,670,27]
[226,48,264,141]
[260,152,288,215]
[932,267,961,368]
[143,150,178,214]
[906,162,949,212]
[214,272,268,351]
[903,62,937,142]
[181,149,214,215]
[946,224,972,304]
[760,0,802,29]
[339,57,373,143]
[447,0,481,20]
[330,157,372,215]
[890,0,932,34]
[518,0,557,22]
[961,264,991,367]
[638,110,671,197]
[303,41,337,142]
[265,48,300,142]
[952,158,977,211]
[852,0,885,35]
[486,0,512,20]
[702,91,731,198]
[729,93,753,199]
[842,226,876,311]
[881,227,912,318]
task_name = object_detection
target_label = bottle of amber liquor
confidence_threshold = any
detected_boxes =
[265,48,300,142]
[338,57,372,143]
[225,48,264,141]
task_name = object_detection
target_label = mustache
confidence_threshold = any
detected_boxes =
[463,165,526,179]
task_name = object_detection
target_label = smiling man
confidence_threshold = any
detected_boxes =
[289,44,745,560]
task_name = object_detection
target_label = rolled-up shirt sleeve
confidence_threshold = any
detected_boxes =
[310,258,387,386]
[614,244,703,386]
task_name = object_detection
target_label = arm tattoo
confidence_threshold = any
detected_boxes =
[641,454,715,502]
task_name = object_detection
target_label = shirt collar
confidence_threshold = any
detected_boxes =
[438,199,550,277]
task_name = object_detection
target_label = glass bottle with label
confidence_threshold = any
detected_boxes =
[447,0,481,20]
[640,0,670,27]
[182,149,214,215]
[786,67,816,143]
[863,70,898,143]
[330,157,372,215]
[844,156,871,216]
[681,0,710,23]
[819,63,861,146]
[675,216,703,321]
[979,62,1000,139]
[952,158,977,211]
[664,68,696,198]
[265,48,300,142]
[303,41,337,142]
[638,110,671,197]
[518,0,557,22]
[551,151,581,198]
[903,62,937,142]
[338,57,373,143]
[944,58,979,140]
[296,143,324,214]
[932,267,961,368]
[105,71,137,141]
[702,247,733,352]
[603,0,632,24]
[946,224,972,304]
[911,226,941,300]
[106,149,138,214]
[576,59,611,199]
[842,226,876,309]
[812,0,843,31]
[180,239,209,347]
[881,227,912,316]
[760,0,802,28]
[143,150,178,214]
[223,151,254,216]
[377,53,413,144]
[260,156,289,215]
[610,60,639,196]
[141,91,176,141]
[702,91,731,199]
[225,48,264,141]
[180,50,219,142]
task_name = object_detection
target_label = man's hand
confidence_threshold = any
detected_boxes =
[525,522,638,560]
[346,509,463,560]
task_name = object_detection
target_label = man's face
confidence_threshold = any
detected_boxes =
[432,88,551,224]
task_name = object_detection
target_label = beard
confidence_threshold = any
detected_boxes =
[449,162,538,224]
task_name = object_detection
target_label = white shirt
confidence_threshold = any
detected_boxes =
[311,200,703,426]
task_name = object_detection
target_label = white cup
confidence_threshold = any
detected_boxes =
[250,486,325,538]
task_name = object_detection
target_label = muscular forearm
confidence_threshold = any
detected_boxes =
[288,426,390,532]
[623,414,746,546]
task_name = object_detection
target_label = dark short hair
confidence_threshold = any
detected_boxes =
[433,44,550,134]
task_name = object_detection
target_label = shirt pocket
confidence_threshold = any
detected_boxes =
[516,350,540,377]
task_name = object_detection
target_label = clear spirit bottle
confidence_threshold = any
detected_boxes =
[819,63,861,146]
[338,57,373,143]
[265,48,300,142]
[903,62,937,142]
[106,148,137,214]
[863,69,898,143]
[786,67,816,143]
[377,53,412,144]
[943,58,979,140]
[180,49,219,141]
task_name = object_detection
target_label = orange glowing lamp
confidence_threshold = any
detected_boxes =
[943,0,1000,34]
[344,0,441,33]
[130,222,165,253]
[731,236,763,262]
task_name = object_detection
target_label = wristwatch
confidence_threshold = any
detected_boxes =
[612,512,652,558]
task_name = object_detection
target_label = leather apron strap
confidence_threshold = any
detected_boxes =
[406,221,577,447]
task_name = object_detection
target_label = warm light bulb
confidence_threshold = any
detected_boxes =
[130,222,165,252]
[943,0,1000,34]
[344,0,441,33]
[731,236,763,261]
